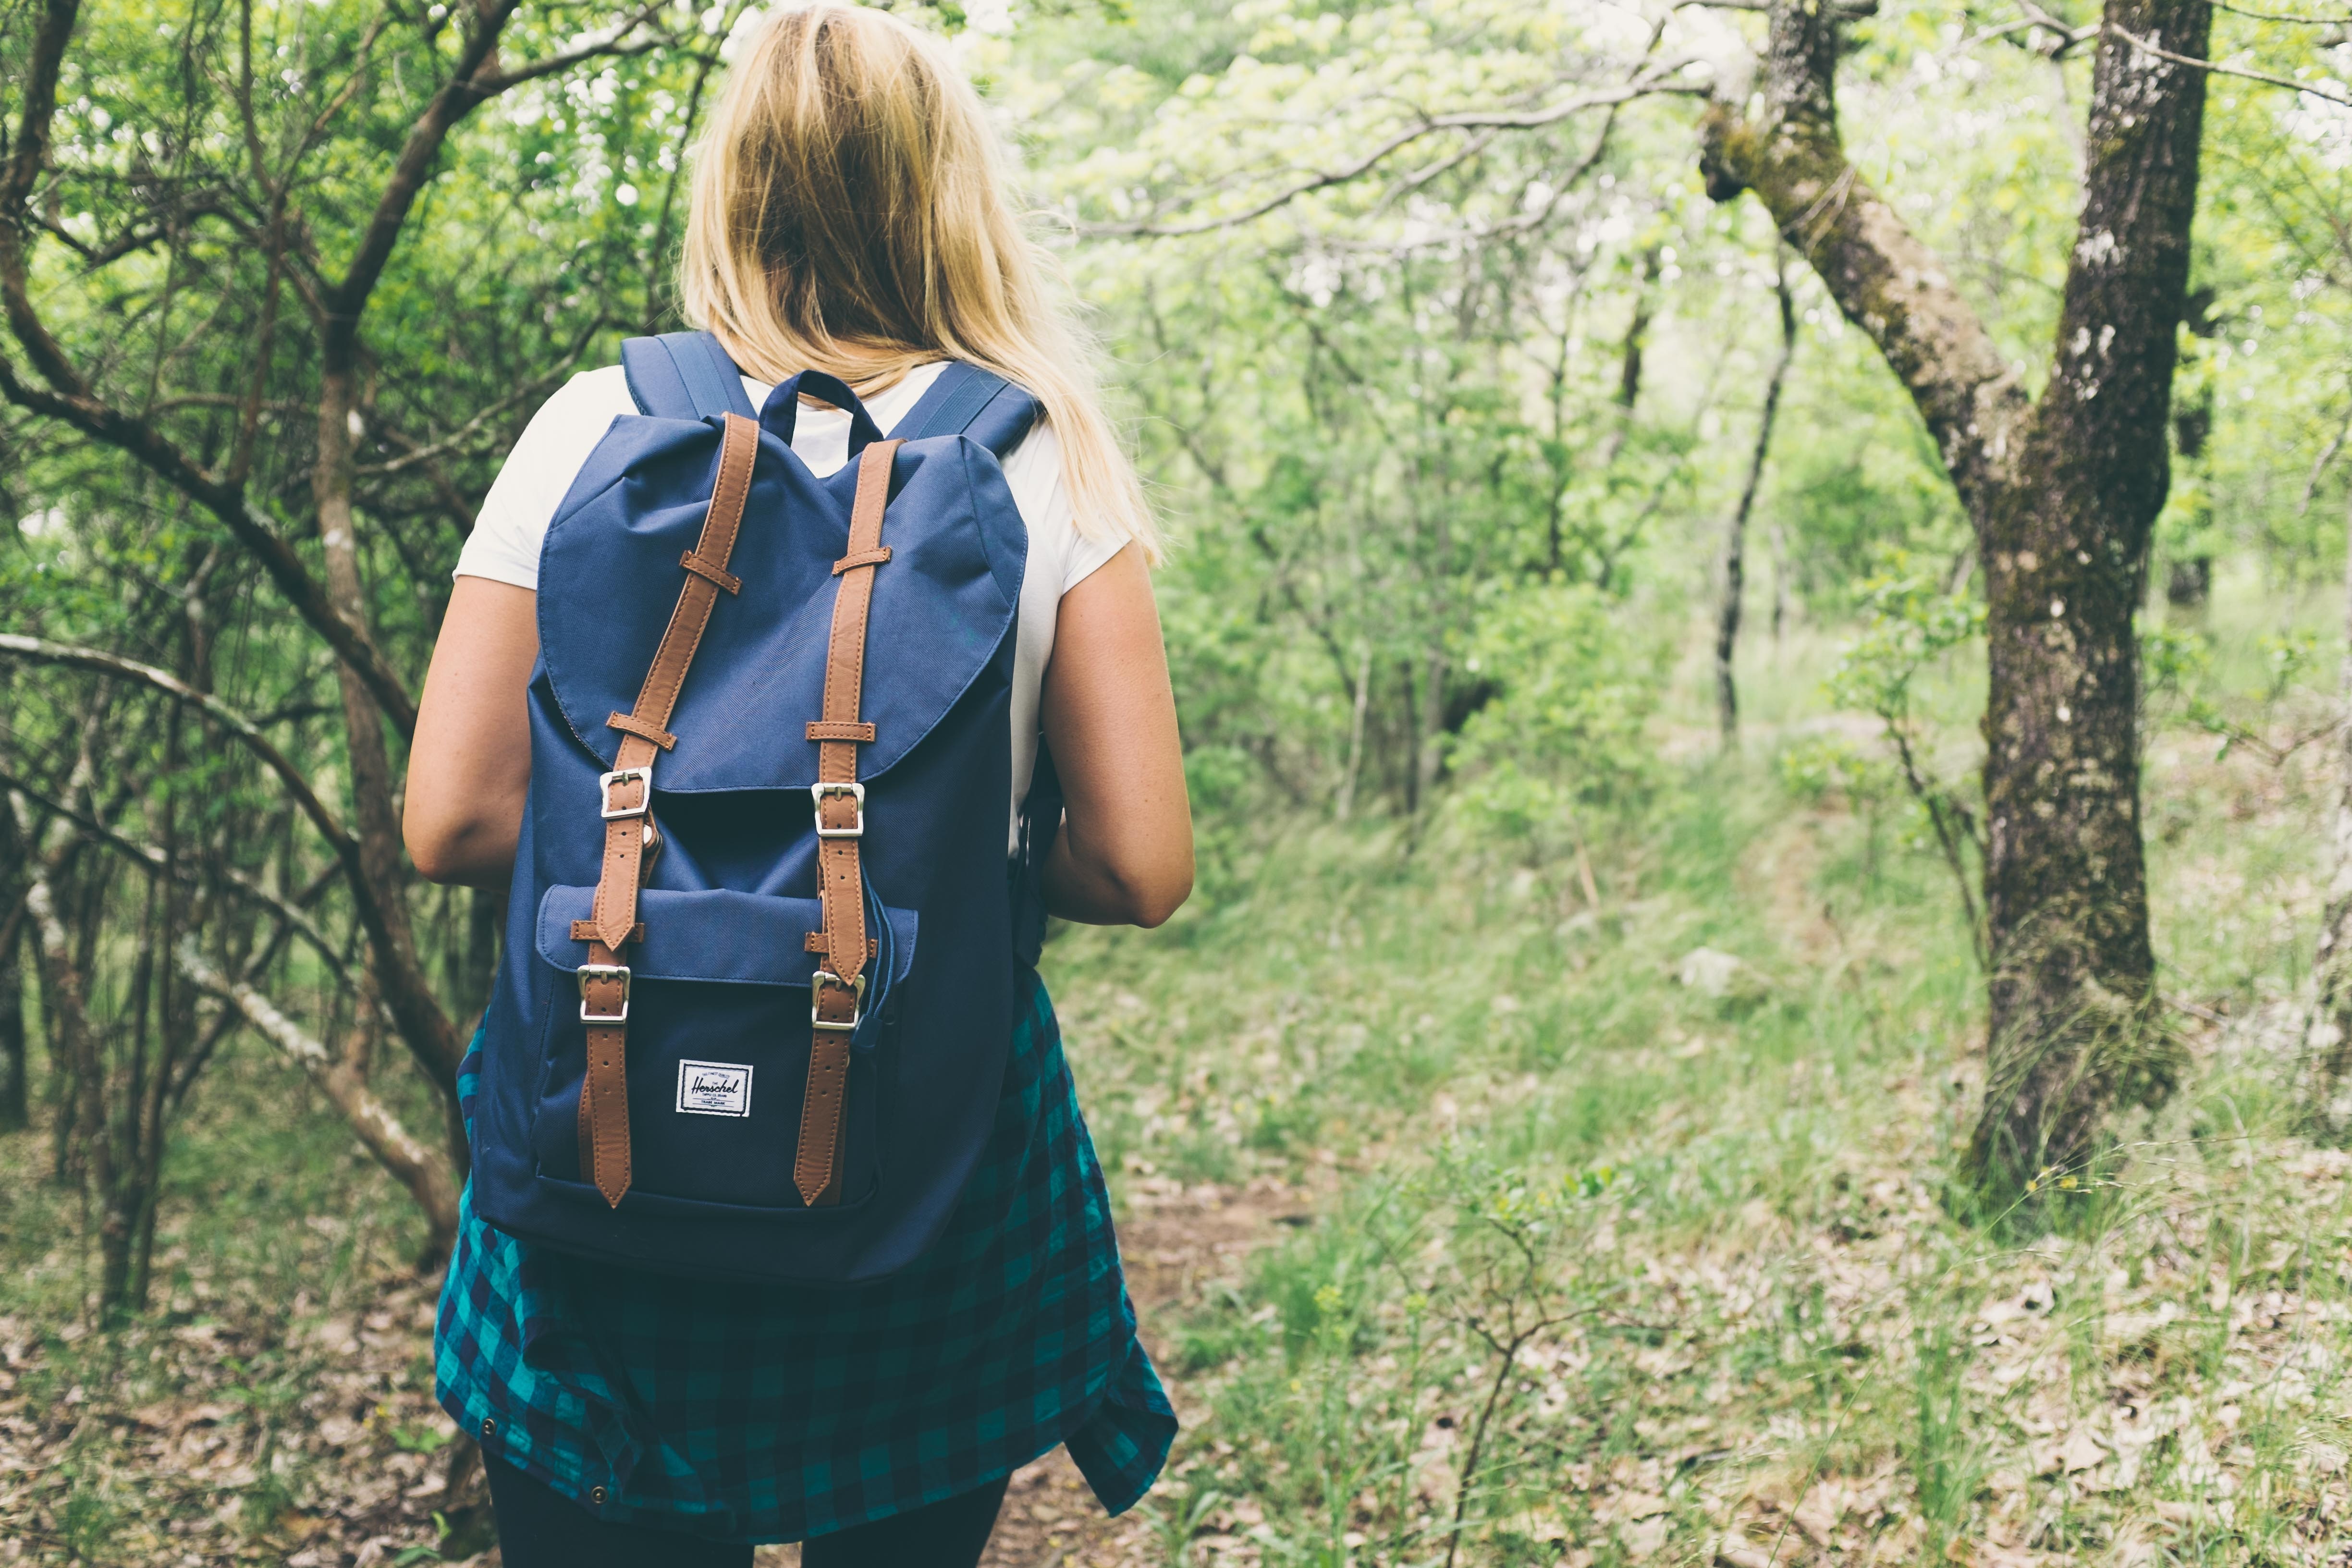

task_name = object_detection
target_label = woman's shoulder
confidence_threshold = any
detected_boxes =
[534,364,640,429]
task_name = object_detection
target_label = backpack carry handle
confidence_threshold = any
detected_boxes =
[761,370,887,454]
[620,332,757,422]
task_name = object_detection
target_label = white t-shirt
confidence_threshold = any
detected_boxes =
[455,361,1123,848]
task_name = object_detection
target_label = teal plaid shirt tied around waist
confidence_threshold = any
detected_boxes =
[435,969,1174,1544]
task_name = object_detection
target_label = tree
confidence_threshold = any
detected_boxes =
[1699,0,2210,1199]
[1713,249,1795,743]
[0,0,719,1309]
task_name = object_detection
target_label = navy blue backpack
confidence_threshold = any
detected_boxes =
[470,331,1057,1286]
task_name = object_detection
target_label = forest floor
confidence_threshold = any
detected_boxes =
[8,615,2352,1567]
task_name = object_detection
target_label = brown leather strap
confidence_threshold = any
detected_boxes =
[573,920,646,943]
[577,412,762,1207]
[797,437,899,1207]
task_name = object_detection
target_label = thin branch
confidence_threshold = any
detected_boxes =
[1076,70,1708,238]
[0,769,353,990]
[0,635,463,1082]
[2106,22,2352,108]
[357,320,600,477]
[2211,0,2352,21]
[176,942,458,1258]
[0,635,353,853]
[475,3,684,94]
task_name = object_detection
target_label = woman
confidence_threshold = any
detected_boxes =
[402,7,1193,1564]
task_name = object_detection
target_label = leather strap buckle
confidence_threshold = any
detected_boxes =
[810,968,866,1031]
[599,766,653,821]
[811,780,866,839]
[578,963,632,1023]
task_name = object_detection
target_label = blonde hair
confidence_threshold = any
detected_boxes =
[682,2,1157,558]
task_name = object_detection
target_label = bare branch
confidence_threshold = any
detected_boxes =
[0,634,354,853]
[357,321,601,478]
[2210,0,2352,21]
[1076,68,1708,238]
[321,0,525,331]
[0,634,462,1081]
[2105,22,2352,108]
[177,942,458,1258]
[0,769,353,990]
[474,2,688,93]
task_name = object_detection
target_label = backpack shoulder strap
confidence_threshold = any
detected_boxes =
[620,331,757,421]
[894,362,1041,457]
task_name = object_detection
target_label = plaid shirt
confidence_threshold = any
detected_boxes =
[435,969,1174,1544]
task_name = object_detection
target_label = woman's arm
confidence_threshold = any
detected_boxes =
[405,577,539,888]
[1039,544,1194,927]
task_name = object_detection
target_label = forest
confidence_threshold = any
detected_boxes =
[4,0,2352,1560]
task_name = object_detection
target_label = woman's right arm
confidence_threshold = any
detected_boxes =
[404,577,540,888]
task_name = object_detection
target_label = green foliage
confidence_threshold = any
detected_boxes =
[1449,581,1671,850]
[1826,553,1986,729]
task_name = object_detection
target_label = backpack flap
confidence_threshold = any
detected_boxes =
[535,417,1027,793]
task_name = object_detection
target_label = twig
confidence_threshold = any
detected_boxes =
[176,941,458,1255]
[1076,69,1708,238]
[2106,22,2352,110]
[0,768,353,989]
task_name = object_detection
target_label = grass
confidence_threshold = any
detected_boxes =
[1028,589,2352,1564]
[5,583,2352,1564]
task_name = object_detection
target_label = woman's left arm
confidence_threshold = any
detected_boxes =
[1039,544,1194,927]
[404,577,539,888]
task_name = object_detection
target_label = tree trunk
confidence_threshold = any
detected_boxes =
[313,349,467,1176]
[0,896,26,1133]
[1971,0,2205,1191]
[1715,257,1796,744]
[11,793,124,1311]
[2302,487,2352,1125]
[1702,0,2210,1201]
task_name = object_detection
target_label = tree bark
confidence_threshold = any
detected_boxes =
[1703,0,2210,1199]
[0,889,26,1133]
[10,792,123,1310]
[2303,487,2352,1123]
[1715,256,1796,743]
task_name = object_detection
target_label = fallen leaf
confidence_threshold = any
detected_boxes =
[1621,1514,1669,1559]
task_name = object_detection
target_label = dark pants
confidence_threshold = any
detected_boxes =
[484,1451,1009,1568]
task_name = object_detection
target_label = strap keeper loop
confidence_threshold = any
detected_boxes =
[806,721,877,743]
[606,713,678,750]
[832,546,892,575]
[679,550,742,593]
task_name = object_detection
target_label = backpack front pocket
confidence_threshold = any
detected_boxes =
[526,884,917,1212]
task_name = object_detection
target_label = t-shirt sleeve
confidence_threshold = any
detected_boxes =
[453,367,636,590]
[997,417,1128,598]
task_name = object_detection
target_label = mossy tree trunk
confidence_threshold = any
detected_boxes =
[1701,0,2210,1200]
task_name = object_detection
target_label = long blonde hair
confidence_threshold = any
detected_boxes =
[682,3,1156,557]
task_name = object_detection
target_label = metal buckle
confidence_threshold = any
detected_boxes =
[809,968,867,1031]
[577,963,632,1024]
[811,780,866,839]
[599,765,653,821]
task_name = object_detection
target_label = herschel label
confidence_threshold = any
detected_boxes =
[676,1059,753,1117]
